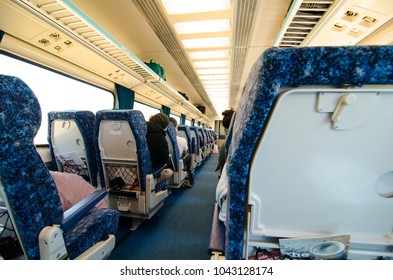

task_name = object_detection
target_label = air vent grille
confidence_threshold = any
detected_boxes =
[18,0,157,80]
[277,0,336,48]
[12,0,210,122]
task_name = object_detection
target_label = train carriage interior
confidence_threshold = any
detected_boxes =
[0,0,393,261]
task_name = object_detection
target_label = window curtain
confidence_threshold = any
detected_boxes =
[162,105,171,116]
[180,114,186,125]
[191,119,195,126]
[116,83,135,109]
[198,121,201,126]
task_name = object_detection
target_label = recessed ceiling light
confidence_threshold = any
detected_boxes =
[161,0,230,14]
[193,60,229,68]
[174,19,230,34]
[202,80,229,85]
[188,50,230,60]
[197,68,229,75]
[199,74,229,80]
[206,89,228,95]
[182,37,230,49]
[204,84,229,89]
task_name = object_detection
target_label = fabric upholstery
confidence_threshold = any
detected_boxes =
[189,126,201,155]
[0,75,119,260]
[166,122,180,171]
[225,46,393,259]
[47,110,98,186]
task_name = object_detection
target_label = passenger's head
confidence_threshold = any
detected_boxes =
[149,113,169,130]
[169,117,178,130]
[222,109,235,129]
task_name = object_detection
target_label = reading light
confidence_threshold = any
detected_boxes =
[182,37,230,49]
[174,19,230,34]
[161,0,230,15]
[188,50,230,60]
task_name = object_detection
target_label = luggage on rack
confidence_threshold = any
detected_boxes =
[178,91,189,101]
[144,59,166,81]
[196,105,206,114]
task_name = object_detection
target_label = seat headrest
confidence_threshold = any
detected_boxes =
[0,75,41,141]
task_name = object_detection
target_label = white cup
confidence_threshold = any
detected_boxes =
[310,241,346,260]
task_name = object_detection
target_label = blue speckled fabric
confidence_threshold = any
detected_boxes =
[94,110,152,191]
[48,111,99,186]
[225,46,393,260]
[189,126,201,155]
[0,75,119,259]
[166,122,180,171]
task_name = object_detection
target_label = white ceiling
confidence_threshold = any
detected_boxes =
[71,0,293,120]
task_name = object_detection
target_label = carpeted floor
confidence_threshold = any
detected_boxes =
[108,154,219,260]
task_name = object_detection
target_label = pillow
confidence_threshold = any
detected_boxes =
[50,171,108,212]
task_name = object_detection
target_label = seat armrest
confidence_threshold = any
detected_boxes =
[207,203,226,255]
[60,190,108,232]
[152,164,167,179]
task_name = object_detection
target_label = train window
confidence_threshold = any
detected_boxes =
[133,101,160,120]
[185,119,192,126]
[0,54,114,145]
[169,114,180,125]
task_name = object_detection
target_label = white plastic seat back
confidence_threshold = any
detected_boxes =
[223,46,393,260]
[248,86,393,258]
[99,120,137,162]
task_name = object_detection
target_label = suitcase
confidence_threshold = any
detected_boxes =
[144,59,166,81]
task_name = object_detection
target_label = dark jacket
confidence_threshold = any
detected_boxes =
[146,122,169,170]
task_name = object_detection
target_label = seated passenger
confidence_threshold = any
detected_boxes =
[50,171,108,212]
[146,113,173,181]
[169,117,194,186]
[216,109,235,175]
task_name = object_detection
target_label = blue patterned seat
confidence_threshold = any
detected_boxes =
[189,126,202,165]
[165,122,187,187]
[94,110,168,220]
[201,127,212,156]
[225,46,393,259]
[48,110,99,186]
[197,127,207,160]
[0,75,119,259]
[178,124,197,171]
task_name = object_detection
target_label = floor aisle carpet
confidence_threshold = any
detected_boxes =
[108,155,219,260]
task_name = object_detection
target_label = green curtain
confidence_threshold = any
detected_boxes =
[191,119,195,126]
[116,83,135,109]
[180,114,186,125]
[162,105,171,116]
[198,121,201,126]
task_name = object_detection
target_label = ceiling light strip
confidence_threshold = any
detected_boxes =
[132,0,217,117]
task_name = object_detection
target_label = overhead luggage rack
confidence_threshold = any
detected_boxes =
[3,0,210,123]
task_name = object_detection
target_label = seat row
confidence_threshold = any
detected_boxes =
[47,110,217,226]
